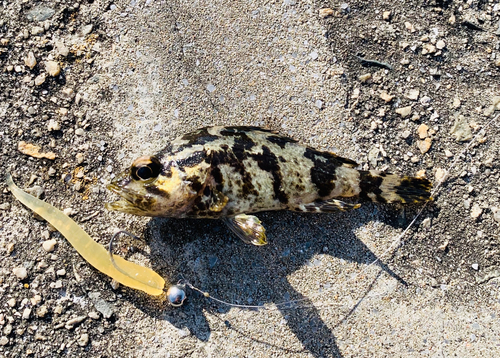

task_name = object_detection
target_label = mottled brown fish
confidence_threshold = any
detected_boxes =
[106,126,432,245]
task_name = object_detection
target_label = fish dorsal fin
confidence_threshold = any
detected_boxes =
[328,151,358,168]
[224,214,267,246]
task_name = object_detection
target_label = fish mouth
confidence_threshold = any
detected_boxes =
[105,182,152,215]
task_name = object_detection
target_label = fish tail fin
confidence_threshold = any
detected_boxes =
[358,170,432,204]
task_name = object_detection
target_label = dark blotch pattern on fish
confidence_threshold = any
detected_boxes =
[175,151,206,169]
[304,148,340,197]
[249,145,288,204]
[211,148,258,198]
[180,127,219,146]
[146,185,170,199]
[266,135,297,149]
[358,171,386,203]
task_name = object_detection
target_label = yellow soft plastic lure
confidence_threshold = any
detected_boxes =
[6,174,165,296]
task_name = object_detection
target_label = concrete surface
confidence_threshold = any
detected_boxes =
[1,0,499,357]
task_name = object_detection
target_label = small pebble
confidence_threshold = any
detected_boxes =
[470,204,483,219]
[37,305,48,318]
[75,128,85,136]
[47,119,61,131]
[491,207,500,223]
[401,130,411,139]
[422,217,431,229]
[415,169,426,179]
[13,267,28,280]
[395,106,412,118]
[78,333,89,347]
[30,295,42,305]
[379,91,394,102]
[405,21,416,33]
[56,269,66,276]
[422,43,436,55]
[58,108,68,116]
[318,8,334,18]
[76,153,85,164]
[471,263,479,271]
[53,305,63,315]
[7,298,16,307]
[358,73,371,83]
[34,73,46,86]
[435,168,447,183]
[417,124,429,139]
[45,61,61,76]
[31,26,44,35]
[382,11,391,21]
[42,239,57,252]
[406,88,420,100]
[417,138,432,154]
[62,88,74,97]
[4,324,12,335]
[24,52,37,69]
[438,240,449,251]
[55,41,69,57]
[436,40,446,50]
[22,308,31,320]
[73,181,82,191]
[206,84,216,93]
[26,6,55,22]
[0,336,8,346]
[368,147,380,167]
[420,96,431,105]
[88,311,100,320]
[450,115,472,141]
[81,24,93,36]
[110,279,120,290]
[65,315,86,329]
[444,150,453,158]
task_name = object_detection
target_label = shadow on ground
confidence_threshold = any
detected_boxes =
[122,204,429,357]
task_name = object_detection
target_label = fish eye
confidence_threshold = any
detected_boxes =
[131,156,162,181]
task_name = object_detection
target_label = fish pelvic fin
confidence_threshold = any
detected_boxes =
[224,214,267,246]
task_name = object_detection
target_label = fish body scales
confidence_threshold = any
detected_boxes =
[107,126,432,245]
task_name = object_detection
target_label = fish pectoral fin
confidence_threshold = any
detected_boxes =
[209,189,229,212]
[224,214,267,246]
[298,199,361,213]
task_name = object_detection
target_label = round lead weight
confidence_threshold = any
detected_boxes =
[167,285,186,307]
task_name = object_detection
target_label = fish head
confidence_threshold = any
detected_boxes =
[106,155,201,217]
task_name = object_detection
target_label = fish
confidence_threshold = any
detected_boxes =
[106,126,432,245]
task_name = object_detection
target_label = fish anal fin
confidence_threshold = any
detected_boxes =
[224,214,267,246]
[297,199,361,213]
